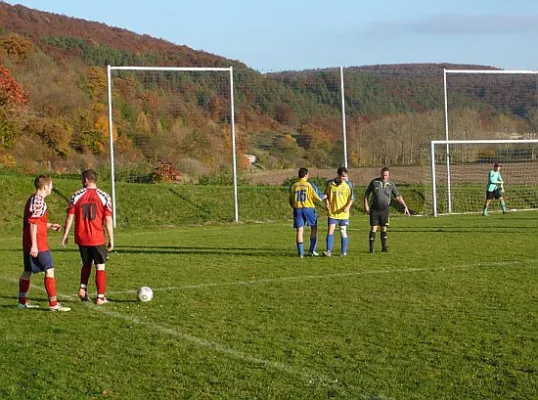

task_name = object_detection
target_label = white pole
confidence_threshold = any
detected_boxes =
[106,65,117,228]
[431,141,438,217]
[432,139,538,145]
[229,66,239,223]
[443,69,452,213]
[340,66,348,168]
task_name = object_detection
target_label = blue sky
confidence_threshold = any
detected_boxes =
[5,0,538,71]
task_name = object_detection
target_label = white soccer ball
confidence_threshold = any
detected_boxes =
[136,286,153,302]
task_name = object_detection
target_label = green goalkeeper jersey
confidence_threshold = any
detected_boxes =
[487,170,503,192]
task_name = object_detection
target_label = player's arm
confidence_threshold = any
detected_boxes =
[105,215,114,252]
[61,214,74,247]
[364,184,372,214]
[47,222,62,231]
[488,171,497,186]
[344,198,354,213]
[396,195,410,215]
[392,185,410,215]
[310,182,326,202]
[288,185,296,208]
[323,181,331,209]
[29,222,38,257]
[343,182,354,212]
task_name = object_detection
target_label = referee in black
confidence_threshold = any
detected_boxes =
[364,167,410,253]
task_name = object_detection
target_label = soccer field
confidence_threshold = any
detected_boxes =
[1,213,537,400]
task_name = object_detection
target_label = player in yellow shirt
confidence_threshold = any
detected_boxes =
[289,168,326,257]
[323,167,354,257]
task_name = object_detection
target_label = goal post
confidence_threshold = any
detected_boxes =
[430,139,538,217]
[106,65,238,227]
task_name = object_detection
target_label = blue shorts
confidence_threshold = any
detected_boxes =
[23,250,54,273]
[328,218,349,226]
[293,208,318,228]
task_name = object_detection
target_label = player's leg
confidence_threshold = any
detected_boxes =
[78,246,92,301]
[18,256,34,308]
[305,209,319,256]
[44,268,57,308]
[379,211,390,252]
[293,208,306,257]
[36,251,71,312]
[380,228,389,252]
[483,191,493,215]
[369,210,380,253]
[497,192,507,214]
[339,220,349,256]
[296,226,305,257]
[93,246,109,304]
[309,225,319,256]
[324,219,336,256]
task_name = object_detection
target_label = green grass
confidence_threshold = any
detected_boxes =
[1,212,537,399]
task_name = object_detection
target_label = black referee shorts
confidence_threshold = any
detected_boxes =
[370,208,390,227]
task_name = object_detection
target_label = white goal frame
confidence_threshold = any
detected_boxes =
[442,69,538,215]
[106,65,238,227]
[430,139,538,217]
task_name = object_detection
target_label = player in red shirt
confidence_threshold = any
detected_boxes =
[19,175,70,311]
[61,169,114,305]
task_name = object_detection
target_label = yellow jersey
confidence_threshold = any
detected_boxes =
[289,178,324,208]
[325,179,354,219]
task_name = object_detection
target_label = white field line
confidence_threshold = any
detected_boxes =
[0,275,359,396]
[107,259,538,296]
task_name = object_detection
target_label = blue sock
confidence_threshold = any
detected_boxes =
[309,237,317,254]
[501,202,506,213]
[297,242,304,256]
[326,235,334,252]
[341,237,348,254]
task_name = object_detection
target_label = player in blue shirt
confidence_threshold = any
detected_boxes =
[289,168,326,257]
[482,162,506,216]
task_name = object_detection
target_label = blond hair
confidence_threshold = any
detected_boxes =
[34,175,52,189]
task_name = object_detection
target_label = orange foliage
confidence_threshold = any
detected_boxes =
[0,33,35,58]
[0,62,27,107]
[95,114,118,141]
[86,66,107,99]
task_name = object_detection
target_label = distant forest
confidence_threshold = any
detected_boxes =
[1,3,537,182]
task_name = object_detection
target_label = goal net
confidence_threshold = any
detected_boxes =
[429,139,538,216]
[106,66,238,226]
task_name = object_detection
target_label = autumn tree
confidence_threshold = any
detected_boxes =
[0,33,35,59]
[0,61,27,148]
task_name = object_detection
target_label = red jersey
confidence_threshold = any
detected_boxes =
[22,194,49,253]
[67,188,113,246]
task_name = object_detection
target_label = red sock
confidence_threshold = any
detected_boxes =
[19,278,30,305]
[44,276,57,307]
[96,270,107,297]
[80,264,92,286]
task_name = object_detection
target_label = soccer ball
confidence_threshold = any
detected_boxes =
[136,286,153,302]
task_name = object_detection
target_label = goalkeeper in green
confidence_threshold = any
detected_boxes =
[482,162,506,216]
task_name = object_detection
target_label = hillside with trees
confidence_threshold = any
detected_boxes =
[0,3,536,182]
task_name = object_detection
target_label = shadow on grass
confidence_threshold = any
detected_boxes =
[106,298,139,304]
[115,245,288,257]
[390,227,538,233]
[168,187,229,222]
